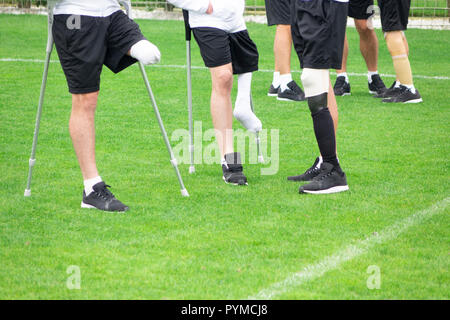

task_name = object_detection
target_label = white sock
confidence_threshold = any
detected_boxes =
[402,83,416,94]
[367,70,378,83]
[84,176,102,196]
[394,80,401,88]
[336,72,349,83]
[234,73,262,133]
[272,71,280,88]
[316,156,323,169]
[280,73,293,92]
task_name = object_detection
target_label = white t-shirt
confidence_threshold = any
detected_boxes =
[53,0,121,17]
[168,0,247,33]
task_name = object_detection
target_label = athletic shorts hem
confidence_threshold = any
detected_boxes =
[69,86,100,94]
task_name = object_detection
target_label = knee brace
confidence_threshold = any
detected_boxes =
[301,68,329,98]
[130,40,161,65]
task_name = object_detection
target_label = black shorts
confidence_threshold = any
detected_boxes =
[265,0,291,26]
[192,28,259,75]
[348,0,373,19]
[291,0,348,70]
[379,0,410,32]
[52,10,145,94]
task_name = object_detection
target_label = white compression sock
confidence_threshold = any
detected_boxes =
[280,73,293,92]
[130,40,161,65]
[84,176,102,196]
[272,71,280,88]
[336,72,349,83]
[367,70,378,83]
[233,73,262,133]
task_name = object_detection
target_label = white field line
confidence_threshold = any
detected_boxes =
[248,197,449,300]
[1,58,449,81]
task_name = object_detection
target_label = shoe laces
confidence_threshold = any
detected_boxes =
[95,184,114,200]
[314,167,334,181]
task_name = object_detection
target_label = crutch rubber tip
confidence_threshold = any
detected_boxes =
[24,189,31,197]
[189,166,195,174]
[181,189,190,197]
[258,155,264,163]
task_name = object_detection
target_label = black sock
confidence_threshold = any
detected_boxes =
[307,93,339,168]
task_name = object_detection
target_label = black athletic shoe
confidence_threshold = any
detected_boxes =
[382,85,423,103]
[222,152,248,185]
[81,182,129,212]
[267,84,280,97]
[333,76,351,96]
[299,162,349,194]
[374,81,401,98]
[368,74,387,95]
[277,81,306,101]
[287,157,321,182]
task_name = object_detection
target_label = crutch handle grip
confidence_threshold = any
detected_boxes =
[182,10,191,41]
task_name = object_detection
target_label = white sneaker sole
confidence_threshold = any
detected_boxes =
[81,201,97,209]
[301,185,349,194]
[267,93,278,97]
[276,97,304,102]
[404,98,423,103]
[336,92,351,96]
[223,176,248,186]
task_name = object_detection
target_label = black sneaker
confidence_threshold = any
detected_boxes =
[299,162,349,194]
[374,81,401,98]
[368,74,387,95]
[267,84,280,97]
[333,76,351,96]
[287,157,321,182]
[222,152,248,185]
[277,80,306,101]
[382,85,422,103]
[81,182,129,212]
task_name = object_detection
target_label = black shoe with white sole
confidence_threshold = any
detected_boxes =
[374,81,401,98]
[222,152,248,185]
[287,157,321,182]
[333,76,351,96]
[299,162,349,194]
[82,182,129,212]
[368,74,387,95]
[267,84,280,97]
[277,81,306,101]
[382,85,423,103]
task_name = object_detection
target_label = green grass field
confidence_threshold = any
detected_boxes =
[0,15,449,300]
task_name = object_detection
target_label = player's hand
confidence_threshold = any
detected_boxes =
[206,1,213,14]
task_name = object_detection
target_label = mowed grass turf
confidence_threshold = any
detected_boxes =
[0,15,449,299]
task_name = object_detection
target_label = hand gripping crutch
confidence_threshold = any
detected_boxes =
[250,93,264,163]
[120,0,189,197]
[24,3,55,197]
[182,9,195,174]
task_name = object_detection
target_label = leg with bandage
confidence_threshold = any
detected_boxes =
[385,31,413,88]
[301,68,339,168]
[233,72,262,133]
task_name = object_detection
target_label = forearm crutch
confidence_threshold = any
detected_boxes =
[24,4,54,197]
[120,0,189,197]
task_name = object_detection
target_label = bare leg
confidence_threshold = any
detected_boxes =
[70,92,100,180]
[336,33,348,74]
[209,63,234,158]
[274,24,292,75]
[355,19,378,72]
